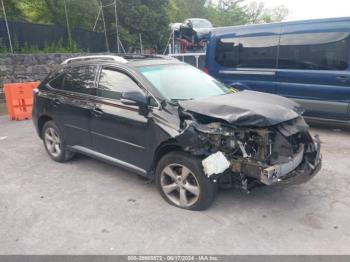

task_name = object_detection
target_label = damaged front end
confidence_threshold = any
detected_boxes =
[176,113,322,191]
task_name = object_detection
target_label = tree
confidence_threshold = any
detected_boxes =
[0,0,23,21]
[100,0,170,51]
[269,5,289,22]
[167,0,208,22]
[18,0,99,29]
[245,1,289,24]
[1,0,289,52]
[207,0,248,26]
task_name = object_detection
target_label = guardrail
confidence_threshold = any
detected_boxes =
[168,53,206,69]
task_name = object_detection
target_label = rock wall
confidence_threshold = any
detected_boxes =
[0,53,104,90]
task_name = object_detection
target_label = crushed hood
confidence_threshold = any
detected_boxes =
[179,90,303,127]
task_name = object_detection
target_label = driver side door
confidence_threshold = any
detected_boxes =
[90,66,150,173]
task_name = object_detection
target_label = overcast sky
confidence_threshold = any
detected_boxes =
[245,0,350,21]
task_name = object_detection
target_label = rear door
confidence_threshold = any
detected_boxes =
[212,25,280,93]
[56,65,98,147]
[276,21,350,121]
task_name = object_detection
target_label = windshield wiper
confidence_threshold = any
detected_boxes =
[171,98,193,101]
[168,98,194,105]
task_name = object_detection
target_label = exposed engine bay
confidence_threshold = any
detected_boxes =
[176,111,322,193]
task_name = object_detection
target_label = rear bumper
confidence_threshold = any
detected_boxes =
[260,135,322,186]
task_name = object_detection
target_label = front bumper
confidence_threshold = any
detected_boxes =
[260,135,322,185]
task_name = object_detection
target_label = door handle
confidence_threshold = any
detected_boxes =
[53,99,62,106]
[336,75,348,82]
[92,107,103,117]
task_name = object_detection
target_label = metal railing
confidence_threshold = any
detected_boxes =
[168,53,206,69]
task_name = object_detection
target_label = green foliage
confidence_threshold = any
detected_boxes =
[0,38,10,53]
[0,0,24,21]
[17,0,100,29]
[168,0,288,26]
[0,0,289,53]
[168,0,208,22]
[207,0,250,26]
[102,0,171,50]
[0,38,83,54]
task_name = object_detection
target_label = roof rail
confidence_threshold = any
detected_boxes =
[121,54,174,60]
[61,55,128,65]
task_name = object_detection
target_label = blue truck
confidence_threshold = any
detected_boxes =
[205,17,350,123]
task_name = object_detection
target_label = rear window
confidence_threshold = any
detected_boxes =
[215,35,279,69]
[48,74,64,89]
[278,32,350,70]
[63,66,98,95]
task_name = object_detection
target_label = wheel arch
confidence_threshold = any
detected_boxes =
[37,115,54,139]
[152,140,183,172]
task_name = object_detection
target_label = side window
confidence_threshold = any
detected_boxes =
[63,66,98,95]
[215,38,240,67]
[278,32,350,70]
[238,35,278,68]
[215,35,278,69]
[97,68,140,100]
[49,74,64,89]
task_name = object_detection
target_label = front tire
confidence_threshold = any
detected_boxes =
[156,151,217,211]
[42,121,74,163]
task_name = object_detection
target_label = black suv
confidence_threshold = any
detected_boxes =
[33,55,322,210]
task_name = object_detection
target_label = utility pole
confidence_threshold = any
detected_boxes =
[63,0,72,46]
[100,0,110,52]
[172,29,175,54]
[139,33,143,54]
[1,0,13,53]
[93,7,101,32]
[114,0,120,54]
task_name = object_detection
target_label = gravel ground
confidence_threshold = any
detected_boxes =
[0,116,349,255]
[0,102,6,116]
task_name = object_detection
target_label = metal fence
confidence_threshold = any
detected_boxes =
[0,20,106,52]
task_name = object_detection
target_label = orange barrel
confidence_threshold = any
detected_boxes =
[3,82,40,121]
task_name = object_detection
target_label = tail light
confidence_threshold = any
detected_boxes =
[203,67,209,74]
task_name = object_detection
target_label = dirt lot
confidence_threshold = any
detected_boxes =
[0,116,349,255]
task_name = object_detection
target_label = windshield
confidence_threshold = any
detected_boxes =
[191,19,213,28]
[138,64,229,102]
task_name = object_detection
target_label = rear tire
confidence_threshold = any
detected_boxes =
[156,151,217,211]
[42,121,75,163]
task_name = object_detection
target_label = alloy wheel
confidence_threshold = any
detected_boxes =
[160,164,200,208]
[44,127,62,158]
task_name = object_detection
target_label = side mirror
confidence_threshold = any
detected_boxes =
[121,91,149,115]
[121,91,148,106]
